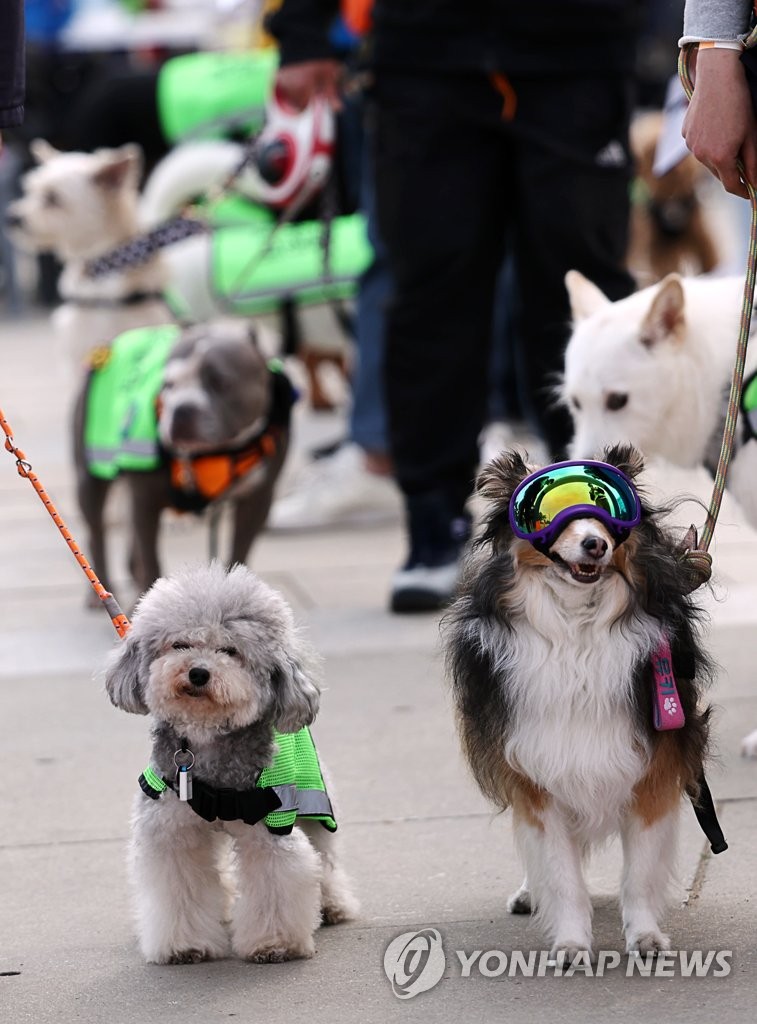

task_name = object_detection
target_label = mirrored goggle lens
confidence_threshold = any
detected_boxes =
[511,464,639,536]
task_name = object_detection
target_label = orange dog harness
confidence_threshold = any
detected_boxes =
[165,367,295,513]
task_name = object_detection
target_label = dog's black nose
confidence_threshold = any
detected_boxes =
[188,666,210,687]
[581,535,608,558]
[169,403,199,442]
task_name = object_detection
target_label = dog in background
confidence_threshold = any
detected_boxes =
[74,320,292,597]
[444,445,713,960]
[562,270,757,757]
[5,141,170,373]
[562,270,754,499]
[627,112,720,285]
[141,140,354,412]
[6,140,352,411]
[104,561,358,963]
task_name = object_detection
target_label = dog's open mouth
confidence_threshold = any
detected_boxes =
[551,554,603,584]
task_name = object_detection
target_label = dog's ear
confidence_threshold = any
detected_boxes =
[104,631,149,715]
[477,449,531,505]
[270,652,320,734]
[565,270,610,321]
[29,139,60,164]
[640,274,685,347]
[603,443,644,479]
[93,145,143,191]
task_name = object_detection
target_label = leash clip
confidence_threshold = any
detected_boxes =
[173,747,195,802]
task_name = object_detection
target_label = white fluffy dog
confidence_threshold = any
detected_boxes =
[562,271,757,757]
[104,561,358,964]
[563,271,752,477]
[6,141,170,372]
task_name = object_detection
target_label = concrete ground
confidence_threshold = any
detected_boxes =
[1,314,756,1024]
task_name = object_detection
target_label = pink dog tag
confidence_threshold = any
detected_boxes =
[651,637,685,730]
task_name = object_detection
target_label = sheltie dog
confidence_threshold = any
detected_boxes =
[443,444,714,961]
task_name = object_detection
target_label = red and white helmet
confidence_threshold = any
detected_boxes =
[241,85,335,211]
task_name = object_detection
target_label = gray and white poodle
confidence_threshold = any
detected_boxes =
[104,561,358,965]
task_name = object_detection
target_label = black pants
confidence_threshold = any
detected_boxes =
[61,71,168,175]
[373,69,635,508]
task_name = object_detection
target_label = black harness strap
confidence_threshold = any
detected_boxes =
[138,768,282,828]
[163,365,296,513]
[690,772,728,854]
[178,777,282,827]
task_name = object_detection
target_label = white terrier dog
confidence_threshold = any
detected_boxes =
[104,562,358,964]
[6,141,170,372]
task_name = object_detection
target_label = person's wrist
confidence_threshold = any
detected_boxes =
[692,44,747,87]
[696,44,744,66]
[698,39,744,53]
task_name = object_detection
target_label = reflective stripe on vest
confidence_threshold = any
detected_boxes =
[259,727,337,833]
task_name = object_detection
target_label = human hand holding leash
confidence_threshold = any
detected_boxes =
[683,46,757,198]
[275,59,344,112]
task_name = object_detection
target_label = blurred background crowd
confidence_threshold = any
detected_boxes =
[0,0,750,611]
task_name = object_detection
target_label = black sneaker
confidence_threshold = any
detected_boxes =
[390,492,471,613]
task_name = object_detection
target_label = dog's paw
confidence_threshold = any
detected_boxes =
[507,886,533,915]
[321,903,356,927]
[626,930,671,956]
[549,943,595,967]
[164,948,216,965]
[740,728,757,758]
[244,941,315,964]
[321,889,360,926]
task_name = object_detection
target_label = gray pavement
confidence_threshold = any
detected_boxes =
[1,314,756,1024]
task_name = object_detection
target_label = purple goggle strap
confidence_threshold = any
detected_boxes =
[508,460,642,549]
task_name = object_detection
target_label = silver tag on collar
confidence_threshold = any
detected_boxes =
[173,748,195,802]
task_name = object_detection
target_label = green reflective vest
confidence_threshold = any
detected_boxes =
[84,324,180,480]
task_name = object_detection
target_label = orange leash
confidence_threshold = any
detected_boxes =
[1,404,131,639]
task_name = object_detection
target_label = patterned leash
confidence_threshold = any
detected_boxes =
[677,43,757,591]
[85,125,269,280]
[0,406,131,638]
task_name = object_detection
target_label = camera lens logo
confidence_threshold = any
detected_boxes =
[383,928,446,999]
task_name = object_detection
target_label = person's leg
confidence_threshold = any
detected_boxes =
[349,105,392,459]
[62,71,167,174]
[487,249,523,426]
[510,73,636,460]
[373,70,511,610]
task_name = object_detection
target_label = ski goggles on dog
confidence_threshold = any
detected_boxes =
[509,460,642,551]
